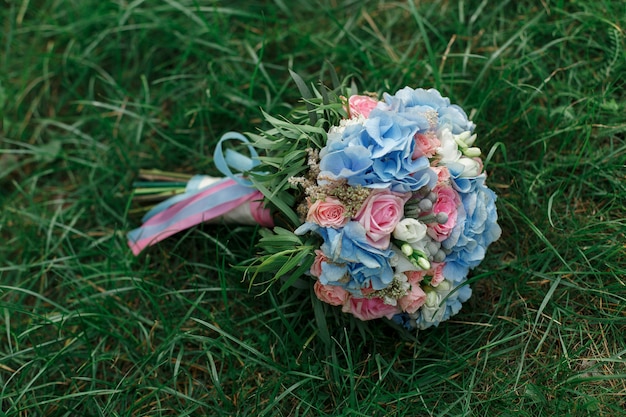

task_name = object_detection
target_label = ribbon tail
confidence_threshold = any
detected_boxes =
[128,178,263,255]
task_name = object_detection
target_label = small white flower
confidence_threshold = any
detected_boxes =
[421,279,454,322]
[392,246,419,273]
[384,296,397,306]
[393,218,427,243]
[457,157,482,177]
[328,114,366,135]
[436,128,462,163]
[394,272,411,293]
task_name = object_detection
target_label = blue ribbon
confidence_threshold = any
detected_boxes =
[213,131,260,187]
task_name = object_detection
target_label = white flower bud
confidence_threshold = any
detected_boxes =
[437,280,451,292]
[417,256,431,270]
[463,147,482,158]
[425,290,439,307]
[454,131,477,147]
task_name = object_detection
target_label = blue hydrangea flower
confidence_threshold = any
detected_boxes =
[363,108,418,159]
[319,109,437,192]
[442,174,501,275]
[382,87,476,135]
[295,221,396,292]
[319,145,373,180]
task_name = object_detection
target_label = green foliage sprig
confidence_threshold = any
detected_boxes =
[240,74,350,290]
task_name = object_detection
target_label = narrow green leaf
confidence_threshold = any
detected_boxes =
[289,69,318,125]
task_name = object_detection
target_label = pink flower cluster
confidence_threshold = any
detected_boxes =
[312,263,448,320]
[307,190,409,249]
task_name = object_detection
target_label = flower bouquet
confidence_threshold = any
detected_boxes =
[128,74,501,330]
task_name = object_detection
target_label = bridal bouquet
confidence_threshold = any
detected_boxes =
[128,76,501,330]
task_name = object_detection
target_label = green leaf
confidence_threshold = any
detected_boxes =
[278,253,314,293]
[311,290,331,346]
[289,69,317,125]
[250,177,300,227]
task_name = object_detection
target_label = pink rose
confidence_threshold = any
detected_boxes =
[427,185,460,242]
[398,284,427,314]
[343,297,400,321]
[412,132,441,159]
[348,95,379,118]
[431,166,451,185]
[428,262,446,287]
[314,281,350,306]
[355,190,410,249]
[306,197,349,228]
[405,270,426,284]
[310,250,327,278]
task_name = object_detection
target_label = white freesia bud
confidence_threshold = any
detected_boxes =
[401,243,414,257]
[392,246,420,273]
[417,256,431,271]
[463,147,482,158]
[393,218,427,243]
[453,133,468,149]
[454,131,477,147]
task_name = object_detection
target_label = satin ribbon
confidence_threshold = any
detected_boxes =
[128,132,273,255]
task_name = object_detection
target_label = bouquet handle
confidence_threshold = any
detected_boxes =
[127,133,273,255]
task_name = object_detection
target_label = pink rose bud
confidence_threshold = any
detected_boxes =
[314,281,350,306]
[343,297,400,321]
[398,284,427,314]
[405,270,426,284]
[431,166,451,185]
[412,132,441,159]
[310,249,328,278]
[427,185,460,242]
[348,95,379,119]
[428,262,446,287]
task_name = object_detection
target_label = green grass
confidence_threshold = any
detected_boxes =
[1,0,625,415]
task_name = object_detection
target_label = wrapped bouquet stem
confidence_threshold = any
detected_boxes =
[128,76,501,330]
[127,133,275,255]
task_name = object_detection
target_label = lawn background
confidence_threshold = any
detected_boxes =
[1,0,625,415]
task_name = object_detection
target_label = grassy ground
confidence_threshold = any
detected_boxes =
[1,0,625,415]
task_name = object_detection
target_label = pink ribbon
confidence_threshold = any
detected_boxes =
[128,178,273,255]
